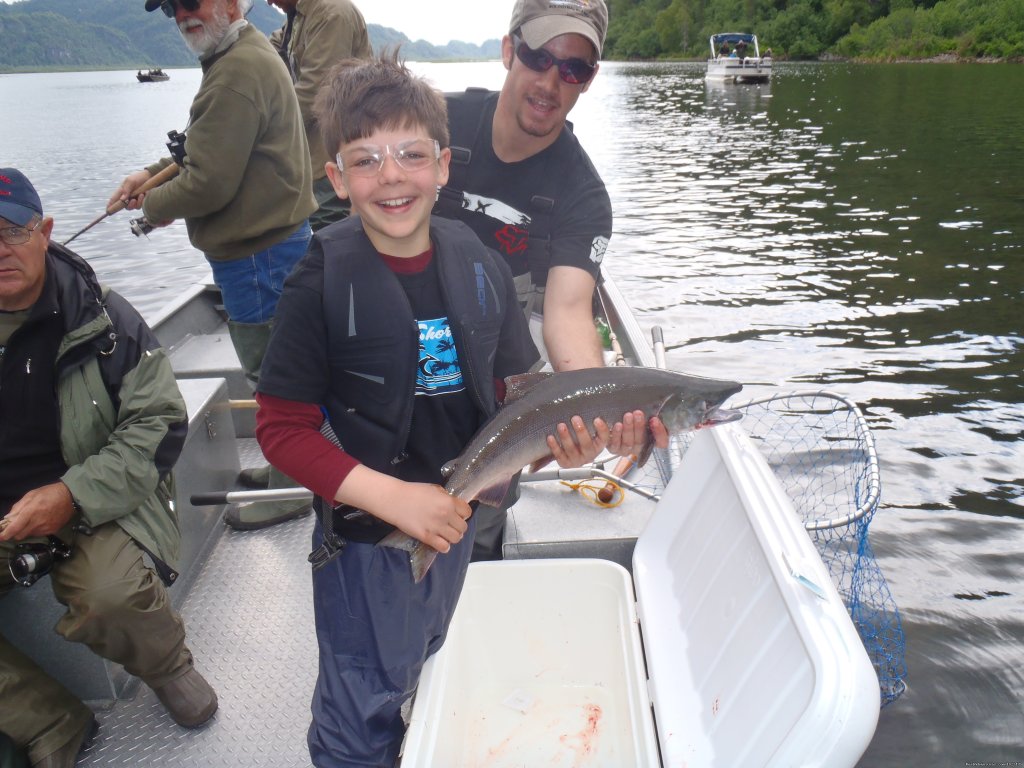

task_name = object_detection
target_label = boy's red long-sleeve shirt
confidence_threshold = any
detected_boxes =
[254,392,358,501]
[255,380,508,504]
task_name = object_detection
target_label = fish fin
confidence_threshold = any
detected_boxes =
[379,531,439,583]
[378,529,420,552]
[410,545,438,584]
[474,476,516,508]
[502,372,552,405]
[528,455,554,474]
[635,433,656,468]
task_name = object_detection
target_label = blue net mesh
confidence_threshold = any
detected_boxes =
[646,390,907,707]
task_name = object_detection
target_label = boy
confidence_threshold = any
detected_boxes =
[255,52,623,766]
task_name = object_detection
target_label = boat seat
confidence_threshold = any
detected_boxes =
[0,376,239,705]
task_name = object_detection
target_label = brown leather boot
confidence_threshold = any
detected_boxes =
[32,716,97,768]
[152,667,218,728]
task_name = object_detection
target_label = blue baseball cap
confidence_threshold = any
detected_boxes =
[0,168,43,227]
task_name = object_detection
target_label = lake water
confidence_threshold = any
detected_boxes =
[2,61,1022,765]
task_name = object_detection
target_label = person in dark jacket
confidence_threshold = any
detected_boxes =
[254,52,632,767]
[0,169,217,768]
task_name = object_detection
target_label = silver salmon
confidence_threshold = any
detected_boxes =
[380,366,743,582]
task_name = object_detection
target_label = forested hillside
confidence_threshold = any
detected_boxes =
[605,0,1024,60]
[3,0,1021,69]
[0,0,499,71]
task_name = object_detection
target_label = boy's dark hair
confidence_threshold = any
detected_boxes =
[314,48,450,159]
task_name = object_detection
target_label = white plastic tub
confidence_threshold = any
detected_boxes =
[403,424,880,767]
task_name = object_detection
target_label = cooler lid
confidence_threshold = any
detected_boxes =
[630,424,873,765]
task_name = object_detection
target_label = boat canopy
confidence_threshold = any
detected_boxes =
[709,32,762,58]
[711,32,757,46]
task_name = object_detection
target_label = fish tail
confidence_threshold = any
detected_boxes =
[378,530,438,583]
[410,544,438,583]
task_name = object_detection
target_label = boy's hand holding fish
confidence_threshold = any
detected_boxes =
[332,466,473,555]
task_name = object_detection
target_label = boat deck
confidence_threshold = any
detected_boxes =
[69,277,664,767]
[79,441,318,768]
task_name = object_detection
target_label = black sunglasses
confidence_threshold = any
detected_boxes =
[160,0,200,17]
[512,35,596,86]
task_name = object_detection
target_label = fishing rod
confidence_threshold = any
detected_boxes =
[63,162,180,246]
[595,286,626,367]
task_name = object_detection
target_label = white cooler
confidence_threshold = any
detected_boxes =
[402,424,880,767]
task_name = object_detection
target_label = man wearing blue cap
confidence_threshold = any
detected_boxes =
[1,169,217,767]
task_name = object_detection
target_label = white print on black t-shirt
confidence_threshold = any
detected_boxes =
[460,192,530,226]
[416,317,465,396]
[590,236,609,265]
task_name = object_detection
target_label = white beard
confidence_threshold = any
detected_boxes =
[178,5,232,57]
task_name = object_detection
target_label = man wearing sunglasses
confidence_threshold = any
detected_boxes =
[437,0,667,561]
[112,0,318,530]
[436,0,611,374]
[267,0,372,232]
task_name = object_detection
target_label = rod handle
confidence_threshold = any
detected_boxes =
[107,162,180,215]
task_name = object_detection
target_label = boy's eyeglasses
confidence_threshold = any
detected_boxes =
[0,219,42,246]
[512,35,596,86]
[337,139,441,178]
[159,0,201,18]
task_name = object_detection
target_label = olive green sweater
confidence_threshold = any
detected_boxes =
[143,25,316,262]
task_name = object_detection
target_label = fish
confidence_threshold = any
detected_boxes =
[379,366,743,583]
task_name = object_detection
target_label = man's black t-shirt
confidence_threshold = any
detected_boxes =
[438,91,612,286]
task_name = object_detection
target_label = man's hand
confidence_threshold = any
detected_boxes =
[0,482,76,542]
[542,411,671,471]
[607,411,670,457]
[107,169,153,211]
[546,415,610,468]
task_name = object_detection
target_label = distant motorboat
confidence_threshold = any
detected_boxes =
[706,33,771,84]
[137,68,170,83]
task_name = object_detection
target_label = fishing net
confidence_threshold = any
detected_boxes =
[637,390,907,707]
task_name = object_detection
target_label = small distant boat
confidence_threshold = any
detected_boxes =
[137,68,170,83]
[706,33,771,84]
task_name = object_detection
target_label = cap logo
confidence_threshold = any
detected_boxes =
[551,0,594,12]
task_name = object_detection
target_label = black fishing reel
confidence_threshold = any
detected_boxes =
[9,536,72,587]
[129,216,156,238]
[166,129,188,166]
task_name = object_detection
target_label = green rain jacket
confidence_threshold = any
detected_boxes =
[47,243,188,584]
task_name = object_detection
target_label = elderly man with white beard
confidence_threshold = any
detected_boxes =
[111,0,317,531]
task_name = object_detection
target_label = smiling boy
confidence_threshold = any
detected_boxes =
[252,52,543,766]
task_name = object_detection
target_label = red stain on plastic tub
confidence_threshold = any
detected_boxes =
[559,703,603,765]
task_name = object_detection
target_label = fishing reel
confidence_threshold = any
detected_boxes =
[9,536,73,587]
[166,129,188,166]
[129,216,156,238]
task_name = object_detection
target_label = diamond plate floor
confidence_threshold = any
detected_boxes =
[78,440,317,767]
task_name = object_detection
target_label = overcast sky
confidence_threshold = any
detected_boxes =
[348,1,518,47]
[0,1,519,47]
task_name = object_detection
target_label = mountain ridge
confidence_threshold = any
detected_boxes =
[0,0,501,71]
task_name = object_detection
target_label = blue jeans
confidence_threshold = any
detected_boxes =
[208,222,312,323]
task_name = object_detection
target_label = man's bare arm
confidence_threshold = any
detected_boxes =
[541,265,604,372]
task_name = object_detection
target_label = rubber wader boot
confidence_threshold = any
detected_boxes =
[227,320,274,489]
[152,666,218,728]
[237,464,271,489]
[225,464,311,531]
[226,319,274,388]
